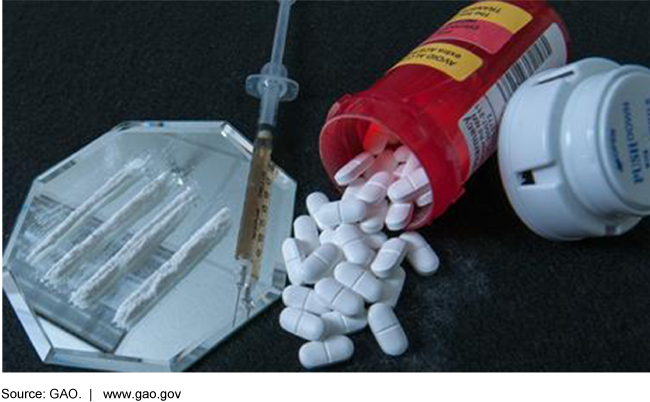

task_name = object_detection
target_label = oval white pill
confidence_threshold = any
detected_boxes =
[341,178,365,201]
[387,167,429,203]
[400,231,440,276]
[293,215,320,254]
[415,189,433,207]
[319,229,336,245]
[301,243,340,284]
[385,202,413,231]
[299,335,354,369]
[306,192,331,230]
[371,237,407,278]
[365,232,388,250]
[360,199,388,234]
[334,152,374,186]
[364,150,398,178]
[379,266,405,307]
[394,145,412,162]
[368,303,408,356]
[282,285,331,315]
[321,311,368,336]
[363,130,389,155]
[315,278,364,316]
[401,153,421,177]
[279,307,325,341]
[315,200,366,228]
[282,238,305,285]
[358,171,392,204]
[393,164,405,179]
[334,262,384,303]
[334,224,374,266]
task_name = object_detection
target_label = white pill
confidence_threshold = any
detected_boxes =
[400,231,440,276]
[293,215,320,254]
[385,202,414,231]
[393,164,405,179]
[371,237,407,278]
[315,278,364,316]
[401,153,421,177]
[306,192,331,230]
[301,243,340,284]
[415,188,433,207]
[394,145,412,162]
[334,152,374,186]
[299,335,354,369]
[319,229,336,245]
[365,232,388,250]
[364,150,398,178]
[279,307,326,341]
[387,167,429,203]
[315,199,366,227]
[282,238,305,285]
[334,262,384,303]
[306,192,328,217]
[358,172,392,204]
[282,285,331,315]
[334,224,374,266]
[341,178,365,201]
[363,129,389,155]
[368,303,408,356]
[360,199,388,234]
[321,311,368,336]
[379,266,406,307]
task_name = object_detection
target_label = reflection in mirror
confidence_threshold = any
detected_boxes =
[3,121,296,371]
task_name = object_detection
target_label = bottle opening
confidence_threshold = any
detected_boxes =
[320,113,435,229]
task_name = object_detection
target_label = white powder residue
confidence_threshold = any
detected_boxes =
[27,157,147,264]
[69,187,196,309]
[112,207,231,329]
[43,171,173,286]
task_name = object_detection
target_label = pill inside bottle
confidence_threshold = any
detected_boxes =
[319,0,570,228]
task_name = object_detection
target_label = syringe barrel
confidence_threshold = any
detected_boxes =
[258,78,283,127]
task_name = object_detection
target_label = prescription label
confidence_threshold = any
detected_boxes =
[392,42,483,81]
[427,1,533,54]
[458,24,567,175]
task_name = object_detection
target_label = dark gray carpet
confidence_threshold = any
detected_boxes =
[3,1,649,372]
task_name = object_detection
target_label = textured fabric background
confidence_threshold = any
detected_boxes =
[3,1,649,372]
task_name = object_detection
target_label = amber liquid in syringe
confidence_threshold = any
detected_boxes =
[235,128,275,286]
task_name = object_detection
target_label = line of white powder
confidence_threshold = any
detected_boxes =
[112,207,231,329]
[43,171,173,286]
[69,187,196,309]
[27,157,147,264]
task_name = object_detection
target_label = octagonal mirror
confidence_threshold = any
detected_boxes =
[3,121,296,371]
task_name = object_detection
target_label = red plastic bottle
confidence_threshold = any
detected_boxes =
[320,0,570,228]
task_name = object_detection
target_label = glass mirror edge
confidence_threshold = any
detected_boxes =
[3,120,299,372]
[3,271,54,361]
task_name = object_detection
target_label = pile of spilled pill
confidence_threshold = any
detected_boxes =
[280,130,440,369]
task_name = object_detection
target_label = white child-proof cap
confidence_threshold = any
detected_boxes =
[499,58,650,241]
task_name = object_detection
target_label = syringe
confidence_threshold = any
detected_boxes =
[234,0,298,324]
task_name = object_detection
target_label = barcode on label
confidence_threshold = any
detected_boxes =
[458,23,567,176]
[494,32,553,103]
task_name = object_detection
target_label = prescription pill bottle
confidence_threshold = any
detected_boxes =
[320,0,570,228]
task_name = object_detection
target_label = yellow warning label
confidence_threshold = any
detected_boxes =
[392,42,483,81]
[448,1,532,34]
